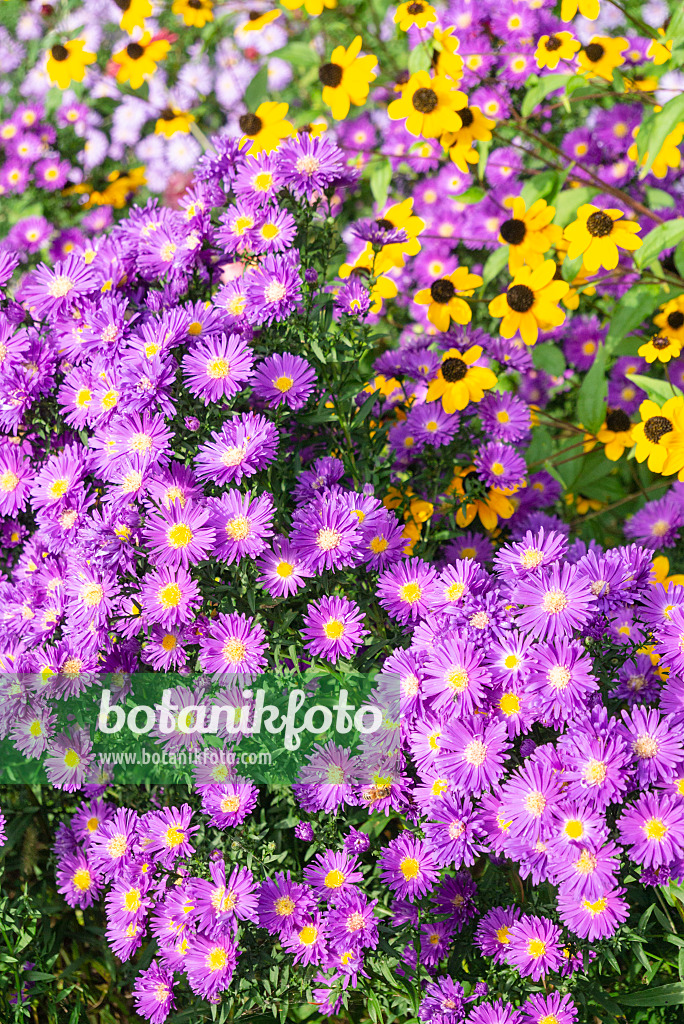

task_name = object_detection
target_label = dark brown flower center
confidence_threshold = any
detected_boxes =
[643,415,673,444]
[545,35,562,51]
[248,9,260,18]
[126,42,145,59]
[51,43,69,61]
[584,43,605,63]
[114,0,131,9]
[319,62,343,88]
[376,218,394,230]
[188,0,203,7]
[430,278,456,303]
[442,357,468,382]
[239,113,263,136]
[351,266,371,278]
[506,284,535,312]
[652,335,671,350]
[458,107,474,128]
[586,211,613,238]
[412,87,438,114]
[407,1,424,11]
[667,311,684,329]
[500,218,527,246]
[160,107,176,120]
[606,409,630,433]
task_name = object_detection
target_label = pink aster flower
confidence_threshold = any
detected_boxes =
[423,631,492,718]
[140,565,200,628]
[198,611,268,678]
[618,792,684,869]
[143,500,215,569]
[505,914,564,981]
[209,490,275,564]
[556,886,629,941]
[281,914,329,965]
[378,833,438,902]
[251,352,317,410]
[0,445,33,515]
[56,850,102,909]
[144,804,198,868]
[255,535,313,597]
[45,727,93,792]
[19,254,95,317]
[514,563,596,640]
[257,871,316,936]
[475,905,522,964]
[440,715,511,795]
[377,557,440,624]
[132,961,176,1024]
[182,332,254,404]
[521,993,578,1024]
[301,595,368,663]
[185,932,239,998]
[303,849,362,904]
[200,780,259,828]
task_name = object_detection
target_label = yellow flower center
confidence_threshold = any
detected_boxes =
[643,817,668,840]
[299,925,318,945]
[73,868,92,891]
[226,515,251,540]
[324,869,346,889]
[206,947,227,971]
[323,619,345,640]
[275,895,295,916]
[158,583,182,608]
[542,588,568,613]
[399,582,422,604]
[399,856,420,880]
[527,938,546,958]
[223,638,247,664]
[274,375,294,392]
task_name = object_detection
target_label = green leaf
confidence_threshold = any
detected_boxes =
[268,42,319,68]
[481,246,509,288]
[367,988,384,1023]
[645,186,677,210]
[408,41,432,74]
[524,426,552,466]
[627,372,683,403]
[668,6,684,47]
[532,342,565,376]
[451,185,485,204]
[635,218,684,268]
[553,187,599,227]
[621,984,684,1008]
[243,65,270,111]
[521,74,572,117]
[369,157,393,209]
[520,170,559,206]
[576,344,607,432]
[477,138,490,180]
[637,93,684,177]
[605,283,667,353]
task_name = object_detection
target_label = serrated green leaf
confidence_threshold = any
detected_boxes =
[627,372,684,403]
[521,74,571,117]
[635,218,684,268]
[576,344,607,432]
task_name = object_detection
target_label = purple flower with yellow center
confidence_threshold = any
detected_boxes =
[90,808,139,881]
[143,623,192,671]
[423,794,486,868]
[277,133,345,200]
[143,500,215,570]
[527,637,599,727]
[251,352,317,410]
[559,716,631,810]
[475,906,522,964]
[499,760,562,843]
[185,932,238,999]
[620,706,684,784]
[423,632,492,718]
[618,792,684,869]
[201,780,259,828]
[625,495,683,550]
[505,914,564,981]
[440,715,510,795]
[521,993,578,1024]
[132,961,176,1024]
[245,253,302,325]
[418,976,466,1024]
[304,849,363,904]
[378,833,438,902]
[468,1000,521,1024]
[19,254,94,318]
[208,490,274,565]
[281,914,330,966]
[190,860,258,937]
[56,850,101,908]
[419,921,455,966]
[291,494,362,572]
[554,839,620,901]
[45,727,93,792]
[655,606,684,676]
[258,871,316,936]
[557,886,629,941]
[493,528,568,578]
[474,441,527,490]
[301,595,368,663]
[194,412,279,487]
[514,563,596,640]
[140,565,200,628]
[105,876,153,925]
[478,391,531,443]
[198,611,268,679]
[144,804,197,868]
[182,332,254,405]
[327,891,378,951]
[255,535,313,598]
[0,446,36,516]
[377,557,440,624]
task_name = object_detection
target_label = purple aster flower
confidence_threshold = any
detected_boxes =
[189,860,258,937]
[378,833,438,902]
[45,727,93,792]
[334,278,372,317]
[253,207,297,252]
[440,715,510,795]
[19,255,94,318]
[655,606,684,676]
[258,871,316,936]
[514,563,596,640]
[56,850,101,909]
[143,500,215,569]
[182,332,254,404]
[194,412,279,486]
[328,891,378,951]
[301,595,368,663]
[527,637,599,727]
[474,441,526,490]
[468,1000,522,1024]
[563,316,606,371]
[185,932,238,998]
[625,496,683,550]
[208,490,274,565]
[200,780,259,828]
[251,352,317,410]
[553,839,620,901]
[499,760,562,843]
[34,156,70,190]
[377,557,440,624]
[521,993,577,1024]
[282,915,329,966]
[556,886,629,941]
[423,795,486,868]
[0,446,34,516]
[478,391,531,443]
[198,611,268,678]
[290,493,362,572]
[144,805,197,868]
[344,827,370,854]
[277,134,345,200]
[418,976,466,1024]
[140,565,200,628]
[620,706,684,784]
[304,849,362,904]
[132,961,176,1024]
[618,792,684,869]
[245,253,302,324]
[90,808,139,881]
[295,821,314,841]
[423,632,492,718]
[505,914,564,981]
[475,906,522,964]
[255,535,313,597]
[494,528,568,578]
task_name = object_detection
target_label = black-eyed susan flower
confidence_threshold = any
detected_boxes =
[243,9,281,31]
[596,409,634,461]
[647,29,673,66]
[638,333,683,364]
[113,33,170,90]
[46,40,96,89]
[172,0,214,27]
[534,31,580,71]
[441,100,494,173]
[426,347,497,413]
[447,468,517,531]
[564,204,642,274]
[654,297,684,343]
[414,267,483,331]
[394,0,436,31]
[576,36,628,81]
[560,0,599,20]
[432,26,464,81]
[238,102,295,154]
[633,397,684,475]
[387,71,465,139]
[366,198,424,274]
[318,36,377,121]
[155,107,195,137]
[115,0,152,33]
[281,0,336,13]
[628,122,684,180]
[488,260,569,346]
[497,197,562,273]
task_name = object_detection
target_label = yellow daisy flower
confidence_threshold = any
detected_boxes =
[46,40,96,89]
[628,122,684,180]
[115,0,152,33]
[318,36,377,121]
[441,100,494,173]
[654,296,684,343]
[638,333,683,364]
[564,204,641,274]
[172,0,214,27]
[632,397,684,474]
[560,0,599,21]
[426,346,497,413]
[238,102,295,154]
[488,260,569,346]
[432,26,464,81]
[447,469,517,531]
[155,107,195,137]
[534,31,580,71]
[596,409,633,461]
[497,197,562,272]
[280,0,337,14]
[243,9,281,31]
[387,71,465,139]
[113,33,170,90]
[366,198,425,274]
[394,0,437,31]
[576,36,628,81]
[414,267,483,331]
